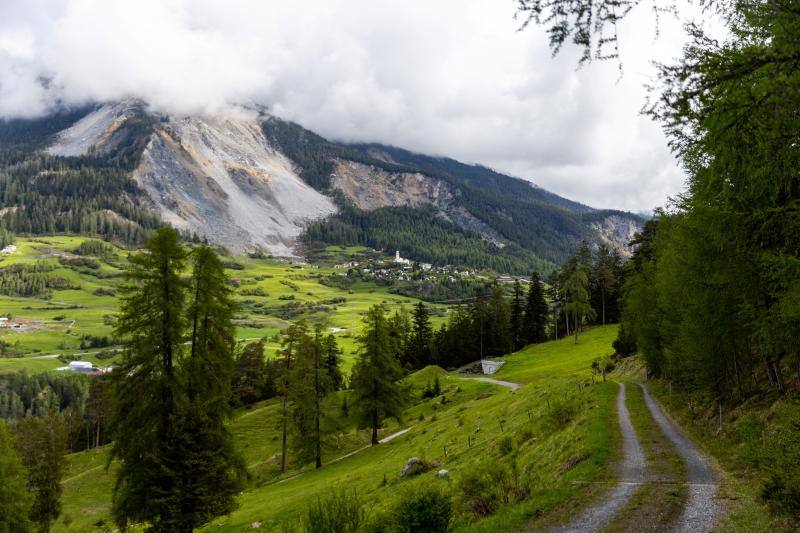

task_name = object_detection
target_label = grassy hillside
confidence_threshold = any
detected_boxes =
[0,237,447,374]
[54,326,621,532]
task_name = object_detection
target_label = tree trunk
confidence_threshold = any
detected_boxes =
[280,395,288,472]
[573,312,579,344]
[371,410,379,445]
[601,290,606,326]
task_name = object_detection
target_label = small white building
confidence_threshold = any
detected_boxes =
[68,361,94,371]
[0,317,8,328]
[0,244,16,255]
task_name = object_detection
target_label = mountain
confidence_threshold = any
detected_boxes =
[0,101,642,272]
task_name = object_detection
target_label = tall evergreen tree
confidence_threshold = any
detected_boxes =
[407,302,433,369]
[563,264,595,344]
[591,245,618,326]
[387,307,412,363]
[322,334,344,391]
[351,305,408,445]
[277,323,304,472]
[289,326,334,468]
[0,420,32,533]
[14,415,66,533]
[522,272,548,344]
[509,281,525,351]
[485,282,511,357]
[171,245,242,530]
[111,227,187,531]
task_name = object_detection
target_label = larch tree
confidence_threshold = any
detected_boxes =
[289,326,334,468]
[351,305,408,445]
[407,302,433,369]
[0,419,31,533]
[277,322,305,472]
[523,272,548,344]
[510,280,525,351]
[110,227,187,531]
[563,265,595,344]
[14,415,66,533]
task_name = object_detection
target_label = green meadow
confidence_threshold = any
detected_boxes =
[0,237,446,373]
[54,326,621,532]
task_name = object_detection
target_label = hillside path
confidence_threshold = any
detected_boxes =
[555,382,645,532]
[461,376,521,390]
[640,383,719,532]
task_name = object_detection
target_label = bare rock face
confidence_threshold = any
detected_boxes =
[331,160,453,210]
[331,160,506,246]
[132,111,336,255]
[591,214,641,257]
[46,99,144,157]
[47,103,336,256]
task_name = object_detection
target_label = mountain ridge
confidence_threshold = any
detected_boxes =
[0,102,643,271]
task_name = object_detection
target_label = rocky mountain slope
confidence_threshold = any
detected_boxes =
[1,101,643,269]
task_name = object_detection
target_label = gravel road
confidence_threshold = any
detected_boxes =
[555,382,645,532]
[640,383,719,533]
[463,376,521,390]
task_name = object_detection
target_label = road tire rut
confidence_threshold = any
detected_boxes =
[555,382,645,532]
[640,383,719,533]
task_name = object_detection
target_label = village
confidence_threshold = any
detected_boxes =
[333,250,528,286]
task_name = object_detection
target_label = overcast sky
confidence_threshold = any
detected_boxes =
[0,0,700,213]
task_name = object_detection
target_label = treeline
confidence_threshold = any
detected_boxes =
[304,201,553,275]
[0,373,112,452]
[615,0,800,517]
[0,223,13,248]
[0,262,78,297]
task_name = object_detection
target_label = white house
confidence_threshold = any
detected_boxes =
[0,317,8,328]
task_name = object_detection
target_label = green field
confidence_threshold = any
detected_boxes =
[53,326,621,532]
[0,238,446,373]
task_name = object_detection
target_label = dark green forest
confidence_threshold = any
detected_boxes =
[0,108,159,246]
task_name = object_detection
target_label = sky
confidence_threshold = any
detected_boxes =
[0,0,702,213]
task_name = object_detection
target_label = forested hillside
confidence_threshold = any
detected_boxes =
[0,108,159,245]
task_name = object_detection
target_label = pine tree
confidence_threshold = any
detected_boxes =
[0,420,31,533]
[233,340,269,406]
[351,305,408,445]
[509,281,525,351]
[110,227,187,531]
[387,307,411,363]
[277,323,305,471]
[407,302,433,369]
[564,264,595,344]
[591,245,618,326]
[322,334,344,391]
[14,415,66,533]
[486,282,511,357]
[289,326,334,468]
[172,245,242,530]
[523,272,548,344]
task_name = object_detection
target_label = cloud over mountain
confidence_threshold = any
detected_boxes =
[0,0,693,212]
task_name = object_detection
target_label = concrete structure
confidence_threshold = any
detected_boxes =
[0,317,8,328]
[481,360,505,375]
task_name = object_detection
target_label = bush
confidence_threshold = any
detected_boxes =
[612,324,636,356]
[498,435,514,457]
[302,490,364,533]
[456,460,529,518]
[545,396,578,429]
[392,486,452,533]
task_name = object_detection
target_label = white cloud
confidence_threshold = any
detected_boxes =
[0,0,701,212]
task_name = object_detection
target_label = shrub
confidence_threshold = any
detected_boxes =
[302,490,364,533]
[392,486,452,533]
[456,460,529,518]
[498,435,514,457]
